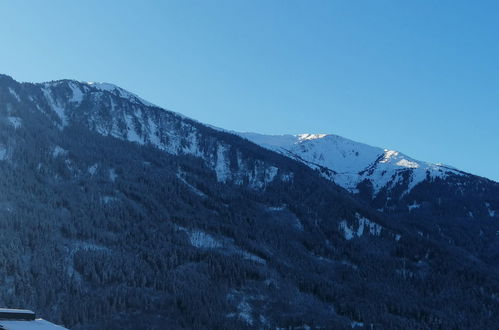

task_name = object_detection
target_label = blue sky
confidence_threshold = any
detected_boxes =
[0,1,497,182]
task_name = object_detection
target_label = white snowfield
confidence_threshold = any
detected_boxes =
[240,132,465,195]
[39,79,465,195]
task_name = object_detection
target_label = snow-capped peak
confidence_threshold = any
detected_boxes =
[381,150,419,169]
[83,81,156,107]
[297,133,328,141]
[239,132,465,196]
[39,79,158,109]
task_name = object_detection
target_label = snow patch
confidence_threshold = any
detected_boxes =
[267,205,286,211]
[238,251,266,264]
[42,86,68,127]
[181,130,203,156]
[146,116,161,147]
[84,81,156,107]
[408,201,421,211]
[7,116,22,128]
[339,214,382,240]
[102,196,119,204]
[52,146,67,158]
[214,145,230,183]
[297,133,328,141]
[189,231,222,249]
[380,150,399,163]
[179,226,265,263]
[69,82,84,103]
[109,169,118,182]
[125,114,144,144]
[226,292,254,326]
[339,221,355,240]
[265,166,279,183]
[351,321,364,328]
[0,146,7,161]
[177,172,206,197]
[396,159,420,169]
[8,87,20,101]
[356,214,382,236]
[281,172,294,182]
[237,301,253,325]
[486,203,496,217]
[88,163,98,175]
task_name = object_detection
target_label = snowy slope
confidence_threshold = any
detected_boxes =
[83,81,157,107]
[35,78,468,197]
[240,132,466,195]
[5,78,292,190]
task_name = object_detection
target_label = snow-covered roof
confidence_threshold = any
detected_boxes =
[0,319,67,330]
[0,309,67,330]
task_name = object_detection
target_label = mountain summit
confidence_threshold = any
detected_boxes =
[241,132,468,194]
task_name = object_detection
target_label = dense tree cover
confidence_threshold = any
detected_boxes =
[0,75,498,329]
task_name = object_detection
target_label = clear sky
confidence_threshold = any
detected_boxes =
[0,1,497,182]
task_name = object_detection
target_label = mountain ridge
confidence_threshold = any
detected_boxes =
[6,73,492,184]
[239,132,477,192]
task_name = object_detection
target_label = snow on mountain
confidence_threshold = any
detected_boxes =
[6,76,470,197]
[83,81,157,107]
[239,132,466,195]
[15,78,292,189]
[38,80,199,154]
[2,73,499,329]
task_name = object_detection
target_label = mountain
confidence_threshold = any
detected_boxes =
[241,132,499,257]
[239,132,468,196]
[1,74,499,329]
